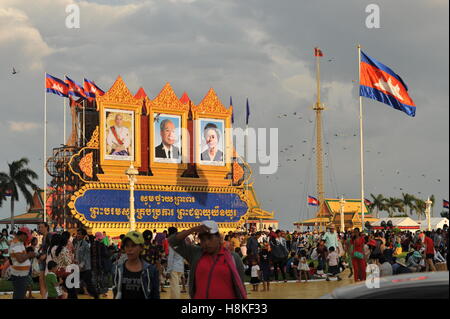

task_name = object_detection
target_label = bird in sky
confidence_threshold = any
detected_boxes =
[12,67,18,75]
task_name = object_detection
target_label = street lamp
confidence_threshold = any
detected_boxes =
[125,162,139,231]
[425,197,432,231]
[339,196,346,233]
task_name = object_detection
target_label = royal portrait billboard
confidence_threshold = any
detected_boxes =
[198,118,225,166]
[104,108,134,161]
[153,113,182,164]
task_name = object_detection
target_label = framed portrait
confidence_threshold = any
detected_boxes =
[153,113,182,164]
[104,108,134,161]
[198,118,225,166]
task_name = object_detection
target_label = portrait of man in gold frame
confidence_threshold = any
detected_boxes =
[104,108,134,161]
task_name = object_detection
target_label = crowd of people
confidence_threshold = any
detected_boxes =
[0,221,448,299]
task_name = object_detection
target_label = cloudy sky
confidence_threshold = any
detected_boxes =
[0,0,448,229]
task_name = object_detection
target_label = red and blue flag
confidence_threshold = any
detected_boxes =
[444,200,449,209]
[45,73,68,97]
[66,76,87,98]
[84,78,105,101]
[360,51,416,117]
[308,196,319,206]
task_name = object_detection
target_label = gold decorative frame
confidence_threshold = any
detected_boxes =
[96,76,142,175]
[192,89,233,181]
[68,182,251,231]
[148,83,190,177]
[67,126,99,183]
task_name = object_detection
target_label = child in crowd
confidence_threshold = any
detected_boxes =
[259,244,271,292]
[45,261,65,299]
[250,260,261,292]
[298,251,310,283]
[326,247,342,281]
[159,259,168,293]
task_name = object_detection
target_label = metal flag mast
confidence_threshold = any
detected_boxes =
[313,48,326,232]
[358,44,366,231]
[63,75,67,231]
[43,73,47,223]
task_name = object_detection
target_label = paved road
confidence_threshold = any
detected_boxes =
[1,269,356,299]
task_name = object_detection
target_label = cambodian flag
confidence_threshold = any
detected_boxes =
[365,198,373,206]
[45,73,68,97]
[66,76,87,98]
[84,78,105,101]
[360,51,416,117]
[314,47,323,57]
[308,196,319,206]
[444,200,449,209]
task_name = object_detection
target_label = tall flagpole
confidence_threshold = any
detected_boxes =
[314,49,325,233]
[358,44,366,231]
[63,93,66,231]
[245,99,249,194]
[43,73,47,223]
[83,100,86,146]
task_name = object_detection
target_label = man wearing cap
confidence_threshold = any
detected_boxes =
[168,221,247,299]
[9,227,35,299]
[112,231,160,299]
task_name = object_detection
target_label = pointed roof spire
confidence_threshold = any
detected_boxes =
[134,87,148,99]
[180,92,191,104]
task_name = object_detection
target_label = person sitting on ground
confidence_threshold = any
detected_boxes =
[406,250,423,273]
[378,256,393,277]
[286,252,296,278]
[168,221,247,299]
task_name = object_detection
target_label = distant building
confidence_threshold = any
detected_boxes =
[294,198,378,232]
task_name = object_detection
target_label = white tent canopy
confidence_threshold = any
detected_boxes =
[417,218,449,231]
[371,217,420,231]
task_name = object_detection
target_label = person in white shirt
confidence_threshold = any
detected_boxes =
[250,260,261,291]
[10,227,35,299]
[326,246,342,281]
[106,114,131,156]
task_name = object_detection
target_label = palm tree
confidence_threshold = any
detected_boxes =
[401,193,416,216]
[414,198,427,222]
[0,179,9,207]
[370,194,385,218]
[0,158,38,230]
[430,194,436,217]
[383,197,404,217]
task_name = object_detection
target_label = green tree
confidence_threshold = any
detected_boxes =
[414,198,427,222]
[370,193,385,218]
[401,193,417,216]
[0,179,8,206]
[0,158,38,230]
[383,197,404,218]
[430,194,436,217]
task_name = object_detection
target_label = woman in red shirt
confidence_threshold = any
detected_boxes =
[169,221,247,299]
[351,228,367,282]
